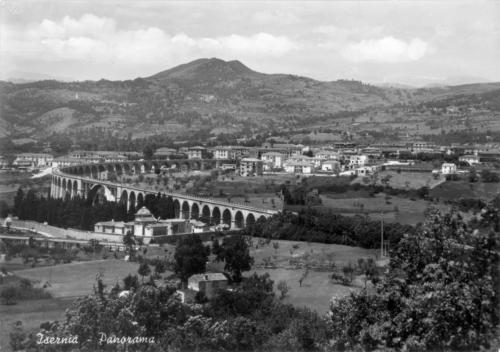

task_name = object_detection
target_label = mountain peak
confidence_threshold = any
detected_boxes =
[148,57,257,81]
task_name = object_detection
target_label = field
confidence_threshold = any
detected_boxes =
[250,268,355,313]
[14,259,142,298]
[0,297,74,352]
[318,193,446,225]
[0,259,146,351]
[246,239,378,313]
[352,170,444,190]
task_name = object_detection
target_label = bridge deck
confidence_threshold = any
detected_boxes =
[52,168,279,215]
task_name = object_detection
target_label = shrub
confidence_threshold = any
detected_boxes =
[277,280,289,299]
[1,286,17,305]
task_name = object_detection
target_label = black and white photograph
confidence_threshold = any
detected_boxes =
[0,0,499,351]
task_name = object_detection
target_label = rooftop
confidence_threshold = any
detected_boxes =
[188,273,227,283]
[136,206,153,217]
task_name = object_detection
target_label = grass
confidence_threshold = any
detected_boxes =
[355,171,444,190]
[319,193,435,225]
[14,259,142,298]
[1,258,168,351]
[249,239,376,268]
[244,239,377,313]
[249,268,356,313]
[0,297,74,352]
[206,238,377,313]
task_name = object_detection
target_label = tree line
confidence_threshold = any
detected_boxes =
[9,188,178,231]
[244,208,414,249]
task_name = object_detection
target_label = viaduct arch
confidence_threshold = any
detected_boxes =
[50,160,278,229]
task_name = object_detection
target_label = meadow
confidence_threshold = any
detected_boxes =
[246,239,378,313]
[14,259,141,298]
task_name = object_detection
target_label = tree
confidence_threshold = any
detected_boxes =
[277,280,289,299]
[174,234,210,284]
[143,144,155,160]
[13,188,24,216]
[272,241,279,253]
[123,274,139,291]
[342,263,355,283]
[358,258,379,288]
[0,286,17,305]
[329,207,499,351]
[154,260,166,277]
[469,168,479,182]
[138,262,151,283]
[481,169,499,183]
[214,235,254,282]
[123,230,136,258]
[299,267,309,287]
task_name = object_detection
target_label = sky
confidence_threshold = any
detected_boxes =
[1,0,499,86]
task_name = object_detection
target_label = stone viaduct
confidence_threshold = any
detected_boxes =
[50,159,279,229]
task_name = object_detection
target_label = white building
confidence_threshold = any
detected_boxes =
[321,160,341,173]
[441,163,457,175]
[213,147,232,160]
[94,220,133,235]
[213,146,249,160]
[346,154,368,168]
[261,152,284,170]
[355,165,377,176]
[94,207,210,244]
[315,150,340,161]
[13,153,53,168]
[51,157,84,168]
[187,146,207,159]
[190,220,210,233]
[283,160,314,174]
[240,158,263,176]
[458,155,480,165]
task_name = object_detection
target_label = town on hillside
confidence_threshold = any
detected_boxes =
[1,0,499,350]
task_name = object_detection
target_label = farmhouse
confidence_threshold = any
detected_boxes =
[187,273,228,299]
[441,163,457,175]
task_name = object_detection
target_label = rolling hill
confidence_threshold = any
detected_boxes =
[0,58,499,144]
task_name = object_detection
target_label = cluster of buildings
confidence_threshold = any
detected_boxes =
[94,207,210,244]
[3,141,500,177]
[4,151,142,171]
